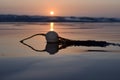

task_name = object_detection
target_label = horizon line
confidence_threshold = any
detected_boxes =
[0,14,120,18]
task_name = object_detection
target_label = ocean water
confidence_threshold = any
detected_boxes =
[0,22,120,80]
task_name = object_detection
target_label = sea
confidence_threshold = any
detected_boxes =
[0,22,120,80]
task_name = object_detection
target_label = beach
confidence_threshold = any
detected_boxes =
[0,22,120,80]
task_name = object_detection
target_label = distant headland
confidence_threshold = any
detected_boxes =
[0,14,120,22]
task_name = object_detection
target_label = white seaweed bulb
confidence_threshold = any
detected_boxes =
[46,31,59,43]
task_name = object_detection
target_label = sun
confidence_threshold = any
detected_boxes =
[50,11,54,16]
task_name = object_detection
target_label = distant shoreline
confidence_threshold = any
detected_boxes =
[0,15,120,22]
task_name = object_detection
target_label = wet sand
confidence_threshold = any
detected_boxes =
[0,22,120,80]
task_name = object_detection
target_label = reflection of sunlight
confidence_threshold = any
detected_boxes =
[50,22,54,31]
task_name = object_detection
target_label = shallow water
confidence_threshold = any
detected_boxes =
[0,22,120,80]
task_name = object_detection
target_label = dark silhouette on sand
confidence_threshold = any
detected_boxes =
[20,33,120,55]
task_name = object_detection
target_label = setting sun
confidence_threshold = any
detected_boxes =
[50,11,54,16]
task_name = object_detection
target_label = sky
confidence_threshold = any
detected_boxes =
[0,0,120,17]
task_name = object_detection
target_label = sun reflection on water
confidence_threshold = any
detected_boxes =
[50,22,54,31]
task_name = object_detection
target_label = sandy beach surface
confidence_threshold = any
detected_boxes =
[0,22,120,80]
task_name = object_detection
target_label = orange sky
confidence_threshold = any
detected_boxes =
[0,0,120,17]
